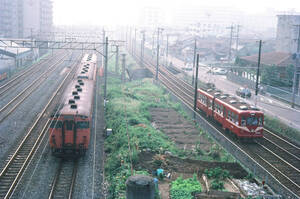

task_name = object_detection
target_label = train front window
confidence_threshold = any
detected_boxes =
[66,121,73,130]
[50,120,62,128]
[77,121,89,129]
[246,116,258,126]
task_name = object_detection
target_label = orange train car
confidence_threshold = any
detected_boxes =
[49,54,97,157]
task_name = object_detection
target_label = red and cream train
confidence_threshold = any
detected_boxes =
[49,53,97,156]
[197,87,264,139]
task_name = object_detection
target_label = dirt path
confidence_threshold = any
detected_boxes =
[150,108,212,152]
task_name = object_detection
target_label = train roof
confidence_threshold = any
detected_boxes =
[59,79,94,117]
[198,88,263,114]
[81,53,97,64]
[76,61,96,80]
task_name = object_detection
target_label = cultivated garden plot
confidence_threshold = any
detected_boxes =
[103,53,277,199]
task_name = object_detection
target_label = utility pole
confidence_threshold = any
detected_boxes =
[235,25,241,57]
[121,53,126,83]
[156,28,163,81]
[255,40,262,96]
[292,25,300,108]
[115,45,119,74]
[104,37,108,100]
[194,54,200,111]
[227,24,234,63]
[192,38,197,86]
[141,30,145,67]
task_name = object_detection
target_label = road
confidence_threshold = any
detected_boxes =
[168,56,300,130]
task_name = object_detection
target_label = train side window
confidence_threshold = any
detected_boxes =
[77,121,89,129]
[241,116,246,126]
[234,114,238,125]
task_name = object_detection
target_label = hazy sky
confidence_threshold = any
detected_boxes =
[53,0,300,25]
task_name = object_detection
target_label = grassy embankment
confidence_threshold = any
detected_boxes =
[103,52,234,198]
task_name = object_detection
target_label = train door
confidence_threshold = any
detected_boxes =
[62,119,76,150]
[223,107,227,129]
[212,98,215,118]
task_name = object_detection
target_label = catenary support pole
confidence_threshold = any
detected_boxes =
[194,54,200,111]
[141,31,145,67]
[156,28,163,81]
[121,54,126,83]
[255,40,262,96]
[192,38,197,86]
[104,37,108,100]
[102,29,105,67]
[292,25,300,108]
[115,45,119,74]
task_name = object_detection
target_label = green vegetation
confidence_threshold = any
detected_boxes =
[204,167,230,191]
[105,78,180,198]
[204,167,230,180]
[104,52,236,198]
[264,115,300,145]
[170,174,202,199]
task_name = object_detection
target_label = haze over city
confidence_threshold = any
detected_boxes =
[53,0,300,25]
[0,0,300,198]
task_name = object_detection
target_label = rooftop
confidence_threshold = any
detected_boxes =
[239,51,294,67]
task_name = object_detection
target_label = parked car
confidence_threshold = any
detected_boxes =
[236,87,251,98]
[212,68,227,75]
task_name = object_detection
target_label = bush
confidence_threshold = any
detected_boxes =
[210,179,224,190]
[204,167,230,180]
[170,174,202,199]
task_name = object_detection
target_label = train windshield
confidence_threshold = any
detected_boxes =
[246,116,258,126]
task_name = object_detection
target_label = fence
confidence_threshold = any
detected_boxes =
[227,72,300,107]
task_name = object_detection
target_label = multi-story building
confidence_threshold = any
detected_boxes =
[0,0,53,39]
[276,14,300,53]
[0,0,20,38]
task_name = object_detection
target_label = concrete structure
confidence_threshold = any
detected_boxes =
[0,40,32,67]
[0,0,53,39]
[276,15,300,53]
[0,0,21,38]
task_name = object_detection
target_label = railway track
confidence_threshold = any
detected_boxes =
[48,159,78,199]
[131,50,300,198]
[0,54,81,199]
[0,53,69,124]
[0,52,62,97]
